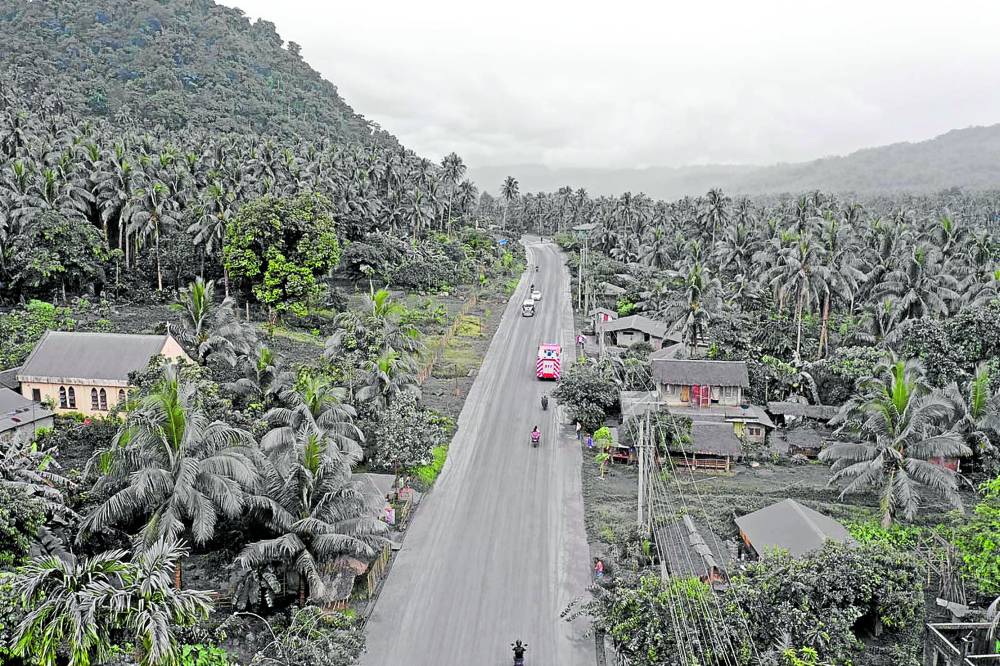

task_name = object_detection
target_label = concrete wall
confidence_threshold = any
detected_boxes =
[160,336,189,361]
[21,381,128,416]
[617,329,663,350]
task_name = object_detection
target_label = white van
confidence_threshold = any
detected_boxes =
[521,299,536,317]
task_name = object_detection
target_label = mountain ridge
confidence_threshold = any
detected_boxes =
[469,123,1000,198]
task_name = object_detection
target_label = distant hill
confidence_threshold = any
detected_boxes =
[469,125,1000,198]
[0,0,392,145]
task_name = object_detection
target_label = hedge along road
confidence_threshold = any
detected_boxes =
[361,239,595,666]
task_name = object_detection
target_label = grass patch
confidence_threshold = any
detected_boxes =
[434,336,479,378]
[454,314,482,337]
[414,445,448,487]
[263,324,324,347]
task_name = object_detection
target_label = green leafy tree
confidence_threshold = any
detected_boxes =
[551,362,620,431]
[7,211,108,301]
[224,192,341,316]
[953,476,1000,595]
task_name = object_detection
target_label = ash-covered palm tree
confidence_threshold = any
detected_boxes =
[236,436,386,606]
[171,276,251,365]
[325,287,421,360]
[80,365,258,586]
[501,176,519,232]
[940,363,1000,478]
[356,348,421,411]
[0,434,75,518]
[262,374,363,472]
[225,342,294,410]
[876,243,959,319]
[12,538,211,666]
[440,152,466,234]
[820,358,970,526]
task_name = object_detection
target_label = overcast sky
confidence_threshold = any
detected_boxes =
[220,1,1000,170]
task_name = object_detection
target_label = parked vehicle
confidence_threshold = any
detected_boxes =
[521,300,536,317]
[536,343,561,380]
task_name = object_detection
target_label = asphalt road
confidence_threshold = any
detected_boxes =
[361,240,595,666]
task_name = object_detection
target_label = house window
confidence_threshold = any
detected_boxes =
[91,388,99,410]
[58,386,68,409]
[99,389,108,411]
[724,386,737,398]
[31,388,41,402]
[67,387,76,409]
[748,426,762,437]
[118,389,126,404]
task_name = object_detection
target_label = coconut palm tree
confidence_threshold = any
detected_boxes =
[356,348,421,411]
[0,434,75,518]
[820,358,970,526]
[236,436,387,606]
[171,276,251,365]
[440,152,466,234]
[12,538,211,666]
[262,374,363,472]
[225,342,294,409]
[940,363,1000,477]
[325,287,421,360]
[501,176,519,232]
[80,365,258,586]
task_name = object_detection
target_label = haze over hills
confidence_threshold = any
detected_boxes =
[469,124,1000,198]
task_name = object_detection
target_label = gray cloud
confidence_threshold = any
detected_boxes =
[221,0,1000,170]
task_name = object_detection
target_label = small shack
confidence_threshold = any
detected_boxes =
[655,514,729,587]
[673,421,742,472]
[735,498,852,559]
[766,401,840,427]
[599,314,678,350]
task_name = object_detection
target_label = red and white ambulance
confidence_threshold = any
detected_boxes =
[536,343,562,380]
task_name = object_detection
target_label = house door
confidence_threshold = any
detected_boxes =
[700,385,711,407]
[680,385,690,402]
[691,384,700,405]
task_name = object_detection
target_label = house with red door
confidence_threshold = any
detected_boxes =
[653,359,749,408]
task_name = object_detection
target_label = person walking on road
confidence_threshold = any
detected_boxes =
[541,394,549,410]
[585,433,594,449]
[575,421,582,441]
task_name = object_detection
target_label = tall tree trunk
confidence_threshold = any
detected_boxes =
[174,561,182,589]
[298,579,306,607]
[155,221,163,292]
[818,292,831,358]
[794,288,804,360]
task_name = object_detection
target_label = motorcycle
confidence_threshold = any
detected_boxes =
[530,430,541,448]
[512,640,527,665]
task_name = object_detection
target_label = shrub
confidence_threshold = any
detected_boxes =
[414,445,448,488]
[366,394,446,472]
[0,300,76,368]
[552,363,620,431]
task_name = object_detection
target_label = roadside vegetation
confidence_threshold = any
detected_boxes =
[531,187,1000,665]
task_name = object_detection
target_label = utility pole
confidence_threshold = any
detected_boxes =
[637,416,646,528]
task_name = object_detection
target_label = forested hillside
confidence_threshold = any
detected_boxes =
[0,0,388,143]
[471,123,1000,198]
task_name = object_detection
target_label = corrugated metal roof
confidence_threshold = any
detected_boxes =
[17,332,172,384]
[600,314,671,339]
[0,367,19,390]
[766,401,840,421]
[0,387,53,434]
[656,514,729,579]
[652,359,750,387]
[735,498,851,557]
[686,422,742,456]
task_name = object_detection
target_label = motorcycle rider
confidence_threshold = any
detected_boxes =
[541,394,548,410]
[530,425,541,445]
[512,640,527,665]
